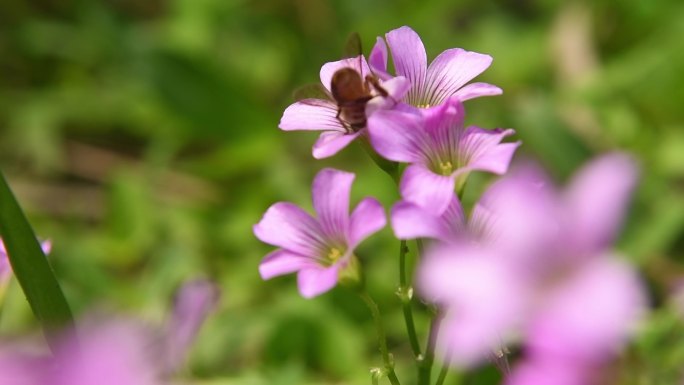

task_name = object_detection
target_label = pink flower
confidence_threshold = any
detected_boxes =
[368,97,520,214]
[0,279,219,385]
[279,56,410,159]
[416,154,647,374]
[369,26,502,109]
[51,319,163,385]
[254,168,386,298]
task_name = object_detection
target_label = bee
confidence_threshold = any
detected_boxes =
[295,33,390,132]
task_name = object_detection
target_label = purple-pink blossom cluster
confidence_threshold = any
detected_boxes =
[258,26,518,295]
[256,25,646,385]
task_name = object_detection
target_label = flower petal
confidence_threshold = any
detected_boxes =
[563,153,638,255]
[367,109,426,163]
[385,26,427,104]
[453,82,503,101]
[381,76,411,101]
[2,356,44,384]
[348,197,386,249]
[418,244,524,367]
[526,256,646,363]
[279,100,345,132]
[365,77,411,116]
[421,99,467,161]
[165,279,220,373]
[474,165,560,266]
[369,37,391,80]
[391,201,451,241]
[320,56,370,93]
[259,249,317,280]
[312,168,354,242]
[312,130,363,159]
[441,195,467,233]
[506,359,589,385]
[254,202,326,257]
[53,320,161,385]
[423,49,494,106]
[457,127,520,176]
[297,265,340,298]
[400,164,455,215]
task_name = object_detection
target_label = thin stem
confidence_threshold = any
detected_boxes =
[398,240,421,357]
[359,290,401,385]
[425,314,442,364]
[435,351,451,385]
[419,312,443,385]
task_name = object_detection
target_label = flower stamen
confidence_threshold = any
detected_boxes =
[327,248,343,263]
[439,161,454,176]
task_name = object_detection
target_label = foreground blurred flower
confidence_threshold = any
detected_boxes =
[369,26,502,108]
[254,168,386,298]
[417,154,647,378]
[0,278,219,385]
[368,97,519,214]
[279,55,409,159]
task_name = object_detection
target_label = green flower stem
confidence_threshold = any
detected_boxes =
[435,357,450,385]
[359,290,401,385]
[435,352,451,385]
[419,312,443,385]
[398,240,422,359]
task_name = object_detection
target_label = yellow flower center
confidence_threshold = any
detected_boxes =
[327,248,342,263]
[439,161,454,176]
[416,103,431,109]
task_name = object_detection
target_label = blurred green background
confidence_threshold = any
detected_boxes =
[1,0,684,384]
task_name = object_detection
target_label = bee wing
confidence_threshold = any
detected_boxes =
[293,83,333,103]
[343,32,363,59]
[343,32,365,75]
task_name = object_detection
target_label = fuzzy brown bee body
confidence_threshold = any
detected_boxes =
[330,68,388,132]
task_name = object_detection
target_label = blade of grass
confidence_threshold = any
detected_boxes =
[0,171,74,350]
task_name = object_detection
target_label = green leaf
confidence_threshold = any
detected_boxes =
[0,171,74,350]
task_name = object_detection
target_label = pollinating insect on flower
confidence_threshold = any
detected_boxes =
[254,168,386,298]
[279,35,410,159]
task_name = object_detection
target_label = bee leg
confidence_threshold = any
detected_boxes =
[366,75,399,107]
[366,75,389,97]
[335,108,352,134]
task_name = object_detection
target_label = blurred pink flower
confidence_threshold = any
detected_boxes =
[254,168,386,298]
[416,154,647,376]
[368,97,520,214]
[369,26,502,108]
[0,278,219,385]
